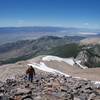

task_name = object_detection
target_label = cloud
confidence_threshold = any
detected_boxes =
[17,20,24,26]
[80,32,98,35]
[83,22,89,26]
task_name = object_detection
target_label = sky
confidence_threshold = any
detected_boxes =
[0,0,100,29]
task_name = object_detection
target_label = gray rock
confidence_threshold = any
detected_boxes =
[0,73,98,100]
[88,93,96,100]
[74,97,81,100]
[15,88,31,95]
[34,95,41,100]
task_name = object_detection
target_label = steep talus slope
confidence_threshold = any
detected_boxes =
[76,49,100,67]
[0,71,100,100]
[0,55,100,99]
[77,37,100,67]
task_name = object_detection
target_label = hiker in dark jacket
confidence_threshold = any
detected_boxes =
[26,66,35,82]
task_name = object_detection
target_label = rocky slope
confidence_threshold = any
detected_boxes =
[0,73,100,100]
[0,55,100,99]
[77,38,100,67]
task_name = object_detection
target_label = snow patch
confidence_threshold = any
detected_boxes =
[42,55,64,62]
[42,55,87,69]
[28,62,70,77]
[42,55,74,66]
[93,81,100,89]
[75,60,88,69]
[64,58,75,66]
[28,62,100,88]
[28,62,55,73]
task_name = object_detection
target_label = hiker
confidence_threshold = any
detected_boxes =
[26,66,35,82]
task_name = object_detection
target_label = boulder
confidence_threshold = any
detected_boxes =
[15,88,31,95]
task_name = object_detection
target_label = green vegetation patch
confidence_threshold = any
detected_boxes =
[49,43,81,58]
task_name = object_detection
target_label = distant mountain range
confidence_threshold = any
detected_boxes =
[0,27,100,67]
[0,26,100,33]
[0,26,100,45]
[0,36,84,65]
[0,35,100,68]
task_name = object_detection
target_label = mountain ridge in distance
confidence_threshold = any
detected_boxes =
[0,26,100,45]
[0,35,100,68]
[0,36,84,64]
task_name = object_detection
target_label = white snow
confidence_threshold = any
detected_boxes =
[42,55,65,62]
[28,55,99,88]
[28,62,70,77]
[75,60,88,69]
[42,55,74,66]
[93,81,100,89]
[42,55,87,69]
[28,62,55,73]
[64,58,75,66]
[28,61,100,88]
